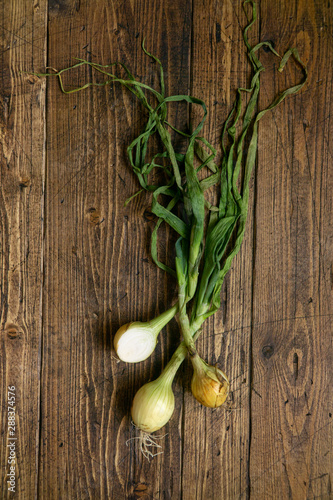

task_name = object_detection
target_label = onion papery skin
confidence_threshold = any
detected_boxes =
[191,362,229,408]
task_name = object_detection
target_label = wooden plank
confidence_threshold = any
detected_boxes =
[38,0,191,498]
[1,0,332,498]
[249,0,333,498]
[0,0,47,497]
[182,1,258,498]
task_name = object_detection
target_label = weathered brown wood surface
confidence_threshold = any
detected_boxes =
[1,0,332,498]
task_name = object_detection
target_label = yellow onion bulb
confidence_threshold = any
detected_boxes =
[191,358,229,408]
[131,376,175,434]
[114,322,157,363]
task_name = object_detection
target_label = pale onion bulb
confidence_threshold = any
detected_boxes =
[131,370,175,433]
[114,322,156,363]
[191,357,229,408]
[114,304,177,363]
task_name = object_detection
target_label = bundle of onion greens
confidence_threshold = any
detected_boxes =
[36,1,307,459]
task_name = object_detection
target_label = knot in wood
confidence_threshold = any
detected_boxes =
[262,344,274,359]
[4,323,20,339]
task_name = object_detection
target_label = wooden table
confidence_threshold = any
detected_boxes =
[1,0,332,498]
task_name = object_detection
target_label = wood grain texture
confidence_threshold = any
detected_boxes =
[0,0,47,498]
[40,0,191,499]
[249,1,333,498]
[0,0,332,499]
[182,1,257,498]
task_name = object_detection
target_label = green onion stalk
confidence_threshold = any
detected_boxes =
[33,0,307,458]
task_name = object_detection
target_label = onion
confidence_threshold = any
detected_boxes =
[114,304,177,363]
[131,375,175,434]
[191,355,229,408]
[114,322,157,363]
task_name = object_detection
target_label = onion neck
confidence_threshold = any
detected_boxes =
[159,317,206,385]
[158,346,185,386]
[148,303,178,335]
[178,294,209,358]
